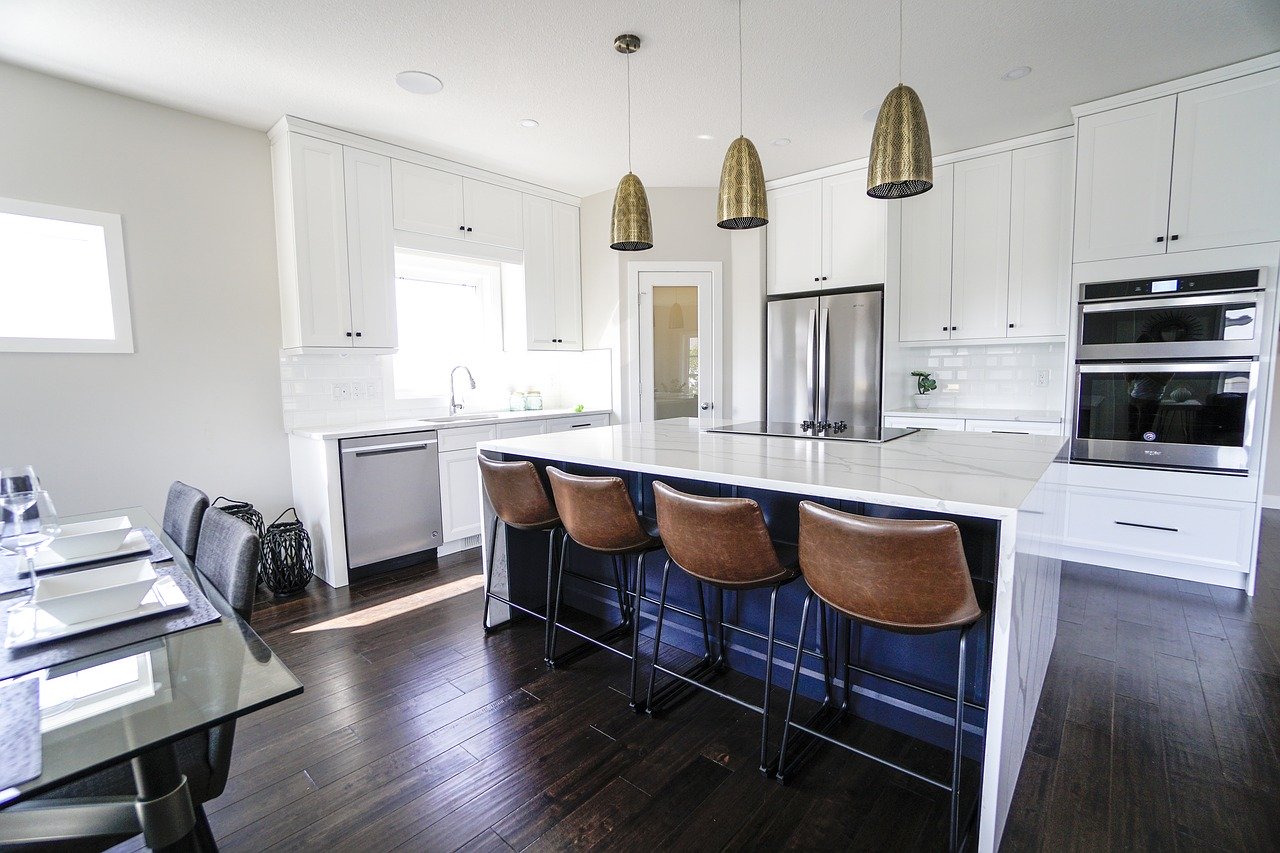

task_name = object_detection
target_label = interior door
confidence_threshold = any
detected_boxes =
[766,296,818,424]
[638,271,716,423]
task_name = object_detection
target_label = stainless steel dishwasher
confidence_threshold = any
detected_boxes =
[339,431,444,574]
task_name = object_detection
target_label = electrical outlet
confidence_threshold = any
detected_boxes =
[352,382,364,400]
[1035,369,1050,388]
[332,382,351,401]
[366,381,380,400]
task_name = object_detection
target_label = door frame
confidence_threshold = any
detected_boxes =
[626,260,724,423]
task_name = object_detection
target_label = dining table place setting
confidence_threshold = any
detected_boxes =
[0,467,219,681]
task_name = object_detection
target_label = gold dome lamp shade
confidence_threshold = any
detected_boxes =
[867,83,933,199]
[716,0,768,229]
[867,0,934,200]
[610,171,653,251]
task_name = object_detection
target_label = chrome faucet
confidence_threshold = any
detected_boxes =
[450,365,475,414]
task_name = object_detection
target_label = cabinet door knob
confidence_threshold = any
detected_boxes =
[813,277,819,282]
[355,332,362,337]
[1170,234,1179,241]
[1156,235,1165,242]
[1009,323,1015,328]
[951,326,957,331]
[821,276,828,281]
[346,331,353,337]
[466,226,473,232]
[459,225,465,231]
[942,326,948,332]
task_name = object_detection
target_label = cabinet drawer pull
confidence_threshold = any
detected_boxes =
[1156,235,1165,243]
[1115,520,1178,533]
[569,422,592,429]
[1170,234,1179,241]
[991,430,1029,435]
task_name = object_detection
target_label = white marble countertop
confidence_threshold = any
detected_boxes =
[884,406,1064,423]
[479,418,1065,520]
[292,408,611,441]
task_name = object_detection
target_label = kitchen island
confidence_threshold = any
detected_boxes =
[478,418,1066,852]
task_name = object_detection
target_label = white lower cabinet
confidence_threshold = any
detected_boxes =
[885,415,967,431]
[547,413,611,432]
[1063,486,1253,574]
[964,419,1063,436]
[439,449,483,542]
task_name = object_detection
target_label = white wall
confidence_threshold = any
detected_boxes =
[580,186,764,423]
[0,62,291,519]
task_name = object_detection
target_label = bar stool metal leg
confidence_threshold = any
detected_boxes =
[628,551,650,710]
[482,515,501,634]
[951,624,970,853]
[543,527,561,663]
[759,583,780,774]
[645,559,674,712]
[776,590,813,779]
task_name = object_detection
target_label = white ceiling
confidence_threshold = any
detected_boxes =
[2,1,1278,197]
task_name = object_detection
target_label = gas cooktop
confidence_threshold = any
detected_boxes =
[704,421,918,443]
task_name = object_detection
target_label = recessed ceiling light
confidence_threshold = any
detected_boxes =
[1002,66,1032,81]
[772,138,791,146]
[519,119,540,128]
[396,70,444,94]
[695,134,715,140]
[863,107,881,122]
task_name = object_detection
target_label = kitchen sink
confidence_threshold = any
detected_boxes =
[421,414,494,423]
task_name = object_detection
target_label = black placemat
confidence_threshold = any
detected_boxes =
[0,678,41,790]
[0,527,173,597]
[0,564,221,681]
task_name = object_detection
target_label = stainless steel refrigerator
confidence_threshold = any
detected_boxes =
[766,287,883,430]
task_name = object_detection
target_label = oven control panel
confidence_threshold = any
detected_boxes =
[1081,269,1260,302]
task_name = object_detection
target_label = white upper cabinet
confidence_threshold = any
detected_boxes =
[272,134,396,350]
[1073,96,1176,263]
[392,160,524,250]
[766,182,824,294]
[343,148,397,349]
[951,152,1012,340]
[822,168,887,289]
[1008,139,1072,338]
[506,196,581,351]
[391,159,465,238]
[899,164,954,342]
[463,180,524,249]
[1167,67,1280,253]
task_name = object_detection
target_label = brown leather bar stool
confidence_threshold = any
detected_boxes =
[545,467,664,704]
[647,481,800,773]
[478,456,562,663]
[778,501,983,853]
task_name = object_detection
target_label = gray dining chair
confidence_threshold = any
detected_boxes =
[6,510,261,852]
[162,481,209,560]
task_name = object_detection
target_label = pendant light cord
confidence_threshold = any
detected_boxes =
[626,51,632,173]
[898,0,903,84]
[738,0,744,137]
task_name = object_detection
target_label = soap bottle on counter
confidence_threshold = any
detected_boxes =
[524,390,544,411]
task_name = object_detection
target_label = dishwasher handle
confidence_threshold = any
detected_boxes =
[341,439,438,456]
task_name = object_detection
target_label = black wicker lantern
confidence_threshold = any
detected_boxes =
[211,496,265,539]
[260,508,313,596]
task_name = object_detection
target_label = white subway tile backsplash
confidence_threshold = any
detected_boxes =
[894,341,1066,412]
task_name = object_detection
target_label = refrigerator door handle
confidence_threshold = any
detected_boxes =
[806,308,818,423]
[817,307,830,422]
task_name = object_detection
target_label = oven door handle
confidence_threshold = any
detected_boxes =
[1079,290,1263,313]
[1075,359,1257,374]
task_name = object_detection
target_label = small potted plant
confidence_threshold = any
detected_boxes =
[911,371,937,409]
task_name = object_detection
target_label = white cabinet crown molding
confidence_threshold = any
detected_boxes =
[764,126,1072,191]
[1070,50,1280,119]
[269,116,581,207]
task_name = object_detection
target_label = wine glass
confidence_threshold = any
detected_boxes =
[0,466,40,555]
[1,489,60,601]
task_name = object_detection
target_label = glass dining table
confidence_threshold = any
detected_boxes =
[0,506,303,850]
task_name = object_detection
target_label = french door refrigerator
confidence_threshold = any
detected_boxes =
[766,287,884,430]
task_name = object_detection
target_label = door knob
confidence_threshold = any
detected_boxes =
[700,403,713,411]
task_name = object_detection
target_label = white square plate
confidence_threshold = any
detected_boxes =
[34,560,157,625]
[49,518,133,561]
[29,529,150,573]
[5,575,190,649]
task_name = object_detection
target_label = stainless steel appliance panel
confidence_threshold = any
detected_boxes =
[818,289,883,431]
[1077,291,1264,361]
[767,297,819,423]
[340,431,443,568]
[1071,361,1258,473]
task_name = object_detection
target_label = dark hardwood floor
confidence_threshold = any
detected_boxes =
[108,513,1280,852]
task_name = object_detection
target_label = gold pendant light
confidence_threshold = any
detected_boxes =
[610,34,653,251]
[867,0,933,199]
[716,0,767,229]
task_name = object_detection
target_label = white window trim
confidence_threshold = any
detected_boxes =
[0,196,134,354]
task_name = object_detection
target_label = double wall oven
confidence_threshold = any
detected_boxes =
[1071,269,1263,474]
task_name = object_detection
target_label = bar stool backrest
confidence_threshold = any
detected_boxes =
[798,501,981,634]
[653,481,788,587]
[479,457,559,530]
[546,466,651,553]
